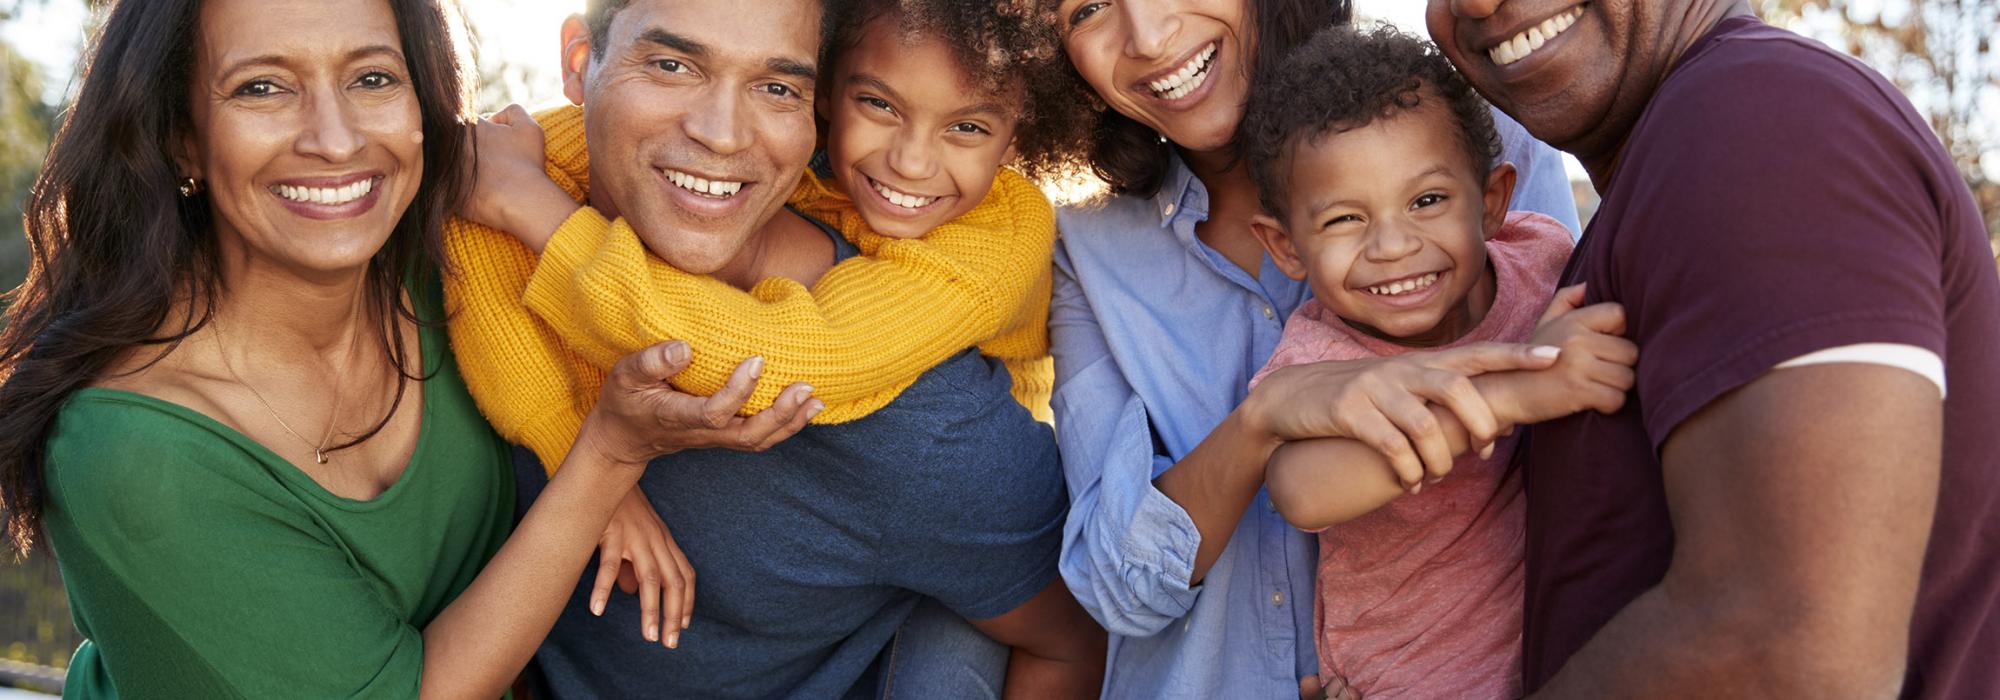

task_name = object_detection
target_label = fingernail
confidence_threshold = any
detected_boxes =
[647,623,659,642]
[796,385,814,402]
[1480,443,1495,460]
[683,616,692,629]
[1531,346,1562,360]
[666,342,690,365]
[667,632,679,649]
[806,400,824,420]
[748,356,765,376]
[1410,483,1423,495]
[591,598,605,616]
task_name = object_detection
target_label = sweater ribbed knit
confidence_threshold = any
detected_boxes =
[444,105,1055,472]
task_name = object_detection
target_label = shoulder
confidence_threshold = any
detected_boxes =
[1651,19,1924,147]
[44,393,281,538]
[1492,212,1575,283]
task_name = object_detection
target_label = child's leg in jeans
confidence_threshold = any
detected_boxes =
[876,598,1008,700]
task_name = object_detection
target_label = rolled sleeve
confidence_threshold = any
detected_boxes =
[1050,244,1203,636]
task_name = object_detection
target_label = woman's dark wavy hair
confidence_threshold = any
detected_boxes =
[0,0,475,555]
[1056,0,1353,196]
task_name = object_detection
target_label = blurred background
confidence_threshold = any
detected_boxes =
[0,0,1995,693]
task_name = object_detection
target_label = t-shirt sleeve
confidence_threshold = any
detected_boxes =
[1605,45,1949,448]
[42,419,426,698]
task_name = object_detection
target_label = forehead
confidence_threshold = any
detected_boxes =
[840,18,1009,101]
[1296,101,1472,182]
[197,0,404,68]
[608,0,823,66]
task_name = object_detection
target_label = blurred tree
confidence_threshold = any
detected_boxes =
[1761,0,2000,242]
[0,36,51,298]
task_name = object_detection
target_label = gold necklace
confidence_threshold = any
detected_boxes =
[211,315,361,465]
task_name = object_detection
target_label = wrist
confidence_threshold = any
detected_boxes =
[1471,373,1527,430]
[572,412,658,473]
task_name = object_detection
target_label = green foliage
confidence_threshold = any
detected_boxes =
[0,38,48,297]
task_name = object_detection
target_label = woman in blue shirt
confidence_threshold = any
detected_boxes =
[1044,1,1580,697]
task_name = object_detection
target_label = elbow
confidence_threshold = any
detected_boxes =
[1059,551,1195,638]
[1264,451,1344,531]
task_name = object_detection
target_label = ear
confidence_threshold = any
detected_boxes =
[1000,137,1018,166]
[560,15,593,106]
[173,131,202,181]
[1480,161,1518,241]
[1249,213,1310,281]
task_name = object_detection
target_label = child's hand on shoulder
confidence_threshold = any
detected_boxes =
[592,485,697,650]
[1504,284,1639,423]
[464,104,579,252]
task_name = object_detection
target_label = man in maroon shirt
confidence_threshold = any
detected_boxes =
[1424,0,1999,697]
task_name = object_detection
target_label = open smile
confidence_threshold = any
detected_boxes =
[1487,6,1586,67]
[861,175,947,215]
[1140,42,1219,105]
[269,173,384,221]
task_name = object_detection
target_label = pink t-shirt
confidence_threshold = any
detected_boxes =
[1249,212,1572,699]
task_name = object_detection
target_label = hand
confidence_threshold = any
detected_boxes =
[1506,283,1639,423]
[1299,674,1361,700]
[1245,342,1561,491]
[592,486,696,648]
[464,104,579,252]
[574,340,823,469]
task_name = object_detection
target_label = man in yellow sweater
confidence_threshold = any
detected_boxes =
[444,1,1103,698]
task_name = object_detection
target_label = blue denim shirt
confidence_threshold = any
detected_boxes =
[1050,110,1577,699]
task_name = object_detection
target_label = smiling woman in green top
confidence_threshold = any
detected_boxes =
[0,0,817,697]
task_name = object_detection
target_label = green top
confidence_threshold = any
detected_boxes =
[42,284,515,699]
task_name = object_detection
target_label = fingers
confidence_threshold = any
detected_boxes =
[613,341,691,394]
[1375,390,1454,485]
[699,356,765,429]
[1539,283,1589,324]
[589,540,622,617]
[637,553,663,644]
[665,534,696,633]
[1299,675,1325,700]
[1563,301,1628,336]
[1347,408,1423,490]
[1431,341,1562,376]
[490,103,527,125]
[1413,371,1501,459]
[651,534,683,649]
[732,382,819,451]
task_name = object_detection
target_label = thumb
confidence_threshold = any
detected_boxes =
[1539,283,1588,325]
[493,103,529,126]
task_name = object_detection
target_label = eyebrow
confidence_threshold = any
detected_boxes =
[218,44,405,78]
[850,74,1005,117]
[638,27,816,82]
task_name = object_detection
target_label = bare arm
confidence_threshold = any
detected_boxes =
[1533,364,1939,698]
[969,580,1109,700]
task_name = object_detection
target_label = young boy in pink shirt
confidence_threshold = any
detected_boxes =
[1242,25,1638,699]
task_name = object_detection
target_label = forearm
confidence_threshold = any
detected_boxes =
[418,419,643,699]
[1150,409,1282,584]
[1003,649,1105,700]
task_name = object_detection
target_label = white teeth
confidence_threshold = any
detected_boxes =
[871,179,936,210]
[1488,7,1583,66]
[1365,272,1440,297]
[273,177,375,205]
[664,168,744,198]
[1147,43,1217,100]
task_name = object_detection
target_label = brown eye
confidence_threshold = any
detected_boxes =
[234,79,280,97]
[356,72,398,89]
[1413,193,1447,209]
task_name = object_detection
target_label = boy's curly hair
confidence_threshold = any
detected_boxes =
[1241,23,1501,217]
[830,0,1095,183]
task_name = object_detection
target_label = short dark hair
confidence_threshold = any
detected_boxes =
[1241,23,1501,217]
[828,0,1094,182]
[1052,0,1354,197]
[586,0,853,70]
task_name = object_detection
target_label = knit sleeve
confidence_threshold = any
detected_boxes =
[522,169,1057,424]
[442,212,605,474]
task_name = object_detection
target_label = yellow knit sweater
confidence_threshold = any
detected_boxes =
[444,105,1056,472]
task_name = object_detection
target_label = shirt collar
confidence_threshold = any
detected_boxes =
[1151,150,1208,228]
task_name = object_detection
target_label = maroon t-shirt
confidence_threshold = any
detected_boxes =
[1522,16,1999,697]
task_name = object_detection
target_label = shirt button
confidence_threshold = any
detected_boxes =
[1262,306,1276,320]
[1163,202,1177,217]
[1271,591,1285,606]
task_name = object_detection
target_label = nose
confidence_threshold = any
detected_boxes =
[294,87,365,163]
[1446,0,1504,18]
[1120,1,1182,61]
[1365,221,1422,262]
[885,128,939,182]
[684,88,753,156]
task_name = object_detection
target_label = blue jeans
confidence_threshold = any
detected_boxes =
[874,599,1008,699]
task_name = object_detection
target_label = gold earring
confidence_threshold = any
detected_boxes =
[177,177,204,197]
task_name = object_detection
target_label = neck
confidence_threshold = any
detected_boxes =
[212,250,374,361]
[1181,146,1261,219]
[1578,0,1757,189]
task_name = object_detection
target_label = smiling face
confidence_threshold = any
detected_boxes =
[1425,0,1720,174]
[1250,100,1515,347]
[565,0,822,274]
[1054,0,1253,153]
[824,18,1021,240]
[184,0,424,279]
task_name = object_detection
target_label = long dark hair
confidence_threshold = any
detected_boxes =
[0,0,474,555]
[1070,0,1353,196]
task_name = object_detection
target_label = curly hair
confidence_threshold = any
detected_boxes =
[1241,23,1500,218]
[829,0,1096,183]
